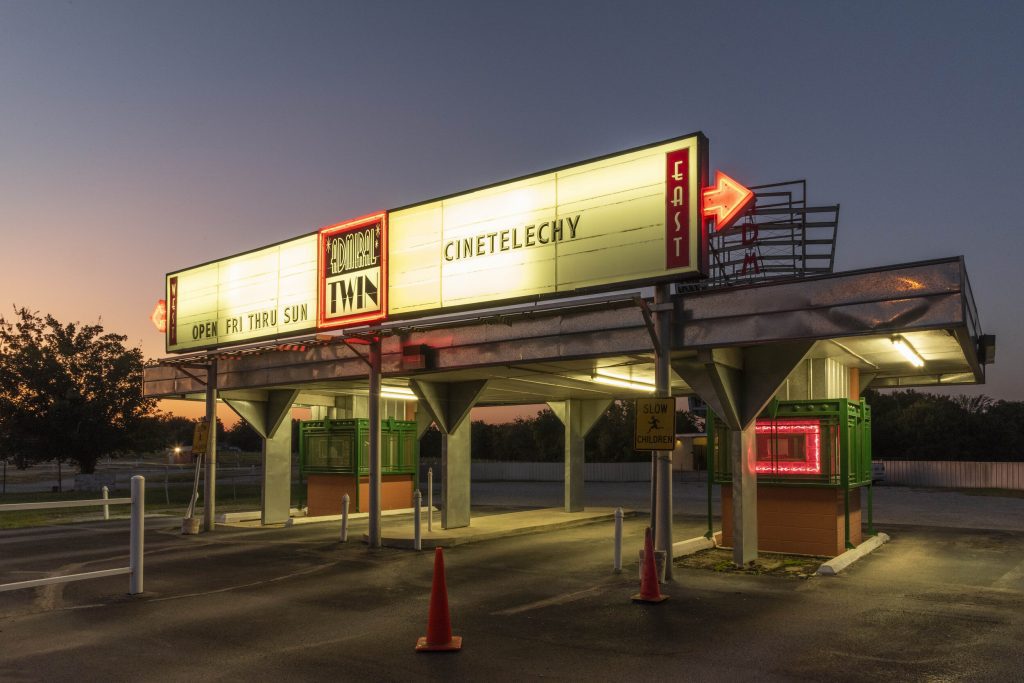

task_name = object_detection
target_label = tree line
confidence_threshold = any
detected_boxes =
[864,389,1024,461]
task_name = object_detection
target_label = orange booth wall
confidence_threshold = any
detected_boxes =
[721,486,862,557]
[306,474,414,517]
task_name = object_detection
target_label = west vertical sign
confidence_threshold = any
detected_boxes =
[318,212,387,329]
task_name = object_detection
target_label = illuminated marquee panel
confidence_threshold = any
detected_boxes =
[165,235,318,353]
[754,419,822,476]
[387,134,707,316]
[318,212,388,329]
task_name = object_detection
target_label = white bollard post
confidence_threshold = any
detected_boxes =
[413,489,422,551]
[130,475,145,595]
[340,493,350,543]
[102,485,110,521]
[427,467,433,532]
[613,507,623,573]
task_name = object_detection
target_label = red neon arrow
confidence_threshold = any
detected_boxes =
[151,299,167,333]
[702,171,754,230]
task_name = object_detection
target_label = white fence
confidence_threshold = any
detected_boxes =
[0,475,145,594]
[878,460,1024,491]
[471,461,651,482]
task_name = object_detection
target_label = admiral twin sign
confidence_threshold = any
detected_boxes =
[164,133,709,352]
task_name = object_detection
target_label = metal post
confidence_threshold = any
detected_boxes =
[129,475,145,595]
[613,507,623,573]
[867,481,875,535]
[102,485,110,520]
[413,489,422,551]
[368,339,382,548]
[654,284,674,580]
[164,466,170,505]
[340,493,349,542]
[427,467,433,532]
[2,459,5,495]
[203,357,218,532]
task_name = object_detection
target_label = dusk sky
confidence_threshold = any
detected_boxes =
[1,1,1022,423]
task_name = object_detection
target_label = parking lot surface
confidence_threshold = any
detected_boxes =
[3,484,1024,682]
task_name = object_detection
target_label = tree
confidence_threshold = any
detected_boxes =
[0,308,155,473]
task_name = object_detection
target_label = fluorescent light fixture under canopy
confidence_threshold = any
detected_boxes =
[591,370,657,392]
[891,335,925,368]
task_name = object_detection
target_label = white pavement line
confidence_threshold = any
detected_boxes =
[492,585,604,616]
[992,558,1024,590]
[817,533,891,576]
[148,560,340,602]
[284,506,437,526]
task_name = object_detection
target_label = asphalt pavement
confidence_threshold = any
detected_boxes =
[2,485,1024,681]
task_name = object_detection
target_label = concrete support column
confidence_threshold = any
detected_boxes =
[673,340,814,566]
[410,379,488,531]
[262,422,292,524]
[730,423,758,564]
[548,399,610,513]
[222,388,298,527]
[441,418,472,529]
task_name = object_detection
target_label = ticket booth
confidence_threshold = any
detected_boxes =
[709,399,873,556]
[299,418,419,517]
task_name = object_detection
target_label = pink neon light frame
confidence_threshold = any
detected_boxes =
[754,419,822,475]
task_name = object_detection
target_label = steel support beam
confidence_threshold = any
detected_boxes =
[547,399,611,512]
[654,284,674,579]
[203,358,218,532]
[368,340,382,548]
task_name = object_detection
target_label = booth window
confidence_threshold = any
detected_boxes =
[755,419,822,476]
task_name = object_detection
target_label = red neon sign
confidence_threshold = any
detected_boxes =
[317,212,388,330]
[665,148,690,268]
[754,419,821,475]
[151,299,167,333]
[702,171,754,231]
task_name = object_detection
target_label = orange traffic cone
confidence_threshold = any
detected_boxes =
[416,547,463,652]
[632,527,669,603]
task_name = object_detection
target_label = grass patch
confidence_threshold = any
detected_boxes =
[677,548,824,579]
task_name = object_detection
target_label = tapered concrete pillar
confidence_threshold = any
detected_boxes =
[222,388,298,526]
[442,418,472,529]
[262,422,292,524]
[548,399,610,512]
[673,341,814,566]
[730,423,758,564]
[410,379,488,530]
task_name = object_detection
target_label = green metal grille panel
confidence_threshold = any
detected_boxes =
[299,418,419,476]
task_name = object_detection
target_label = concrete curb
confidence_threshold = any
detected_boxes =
[817,532,890,576]
[285,506,437,526]
[672,531,722,557]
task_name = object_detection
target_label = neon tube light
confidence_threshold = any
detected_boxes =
[754,419,821,475]
[891,335,925,367]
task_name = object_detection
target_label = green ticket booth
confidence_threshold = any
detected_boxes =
[709,398,873,556]
[299,417,419,517]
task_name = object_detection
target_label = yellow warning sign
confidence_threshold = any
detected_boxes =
[634,398,675,451]
[191,420,210,456]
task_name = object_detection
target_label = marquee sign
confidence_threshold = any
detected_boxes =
[387,133,708,316]
[165,235,318,352]
[163,133,710,353]
[317,212,387,329]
